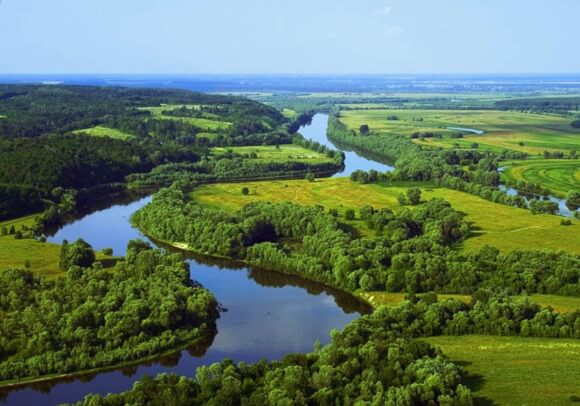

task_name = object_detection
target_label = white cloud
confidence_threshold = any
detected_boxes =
[373,4,392,16]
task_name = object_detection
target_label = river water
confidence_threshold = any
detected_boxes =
[300,114,394,176]
[1,115,371,405]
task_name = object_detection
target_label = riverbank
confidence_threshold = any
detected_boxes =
[135,222,373,315]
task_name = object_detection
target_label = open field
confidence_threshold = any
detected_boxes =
[281,108,298,118]
[501,159,580,197]
[358,291,471,307]
[521,294,580,314]
[0,214,114,277]
[425,335,580,406]
[339,109,580,154]
[359,292,580,313]
[73,125,134,140]
[191,178,580,253]
[139,105,231,131]
[211,145,334,164]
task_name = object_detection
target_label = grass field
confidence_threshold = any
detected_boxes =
[282,108,298,119]
[501,159,580,197]
[425,335,580,406]
[211,145,334,164]
[359,292,580,314]
[0,215,113,277]
[139,105,231,131]
[73,126,134,140]
[339,109,580,154]
[191,178,580,253]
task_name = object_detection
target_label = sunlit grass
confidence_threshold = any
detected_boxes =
[191,178,580,253]
[73,126,134,140]
[501,159,580,197]
[425,335,580,406]
[340,109,580,154]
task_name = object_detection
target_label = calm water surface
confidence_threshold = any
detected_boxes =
[300,114,394,176]
[1,115,371,406]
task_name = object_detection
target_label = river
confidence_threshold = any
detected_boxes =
[1,114,372,405]
[300,114,394,176]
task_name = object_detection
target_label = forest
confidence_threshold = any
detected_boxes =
[0,85,333,221]
[0,240,218,382]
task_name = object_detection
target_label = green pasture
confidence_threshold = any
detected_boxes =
[339,109,580,154]
[139,105,231,131]
[191,178,580,253]
[211,145,334,164]
[0,215,114,277]
[425,335,580,406]
[73,126,134,140]
[501,159,580,197]
[359,292,580,314]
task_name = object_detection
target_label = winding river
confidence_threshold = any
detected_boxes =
[1,114,371,405]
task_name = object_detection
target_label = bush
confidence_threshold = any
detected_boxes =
[344,209,355,220]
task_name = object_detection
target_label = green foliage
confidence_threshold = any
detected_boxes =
[0,242,218,382]
[241,187,250,196]
[59,239,96,271]
[344,208,355,220]
[407,187,422,205]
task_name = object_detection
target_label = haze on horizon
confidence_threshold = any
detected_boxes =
[1,0,579,75]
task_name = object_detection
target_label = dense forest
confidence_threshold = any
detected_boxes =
[0,85,328,220]
[0,240,218,381]
[134,185,579,296]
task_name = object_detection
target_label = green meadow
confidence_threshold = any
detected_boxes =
[191,178,580,253]
[425,335,580,406]
[0,215,114,278]
[339,109,580,154]
[359,292,580,314]
[211,144,335,164]
[0,214,62,277]
[73,125,134,140]
[139,105,231,131]
[501,159,580,197]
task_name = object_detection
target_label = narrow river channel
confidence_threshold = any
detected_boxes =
[1,114,372,405]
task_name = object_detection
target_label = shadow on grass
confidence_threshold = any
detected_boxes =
[455,360,499,406]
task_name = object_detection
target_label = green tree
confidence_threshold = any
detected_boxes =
[407,187,422,205]
[241,187,250,196]
[60,239,95,271]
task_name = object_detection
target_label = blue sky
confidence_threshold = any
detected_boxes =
[0,0,579,74]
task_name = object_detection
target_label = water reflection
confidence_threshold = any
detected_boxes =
[5,186,365,404]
